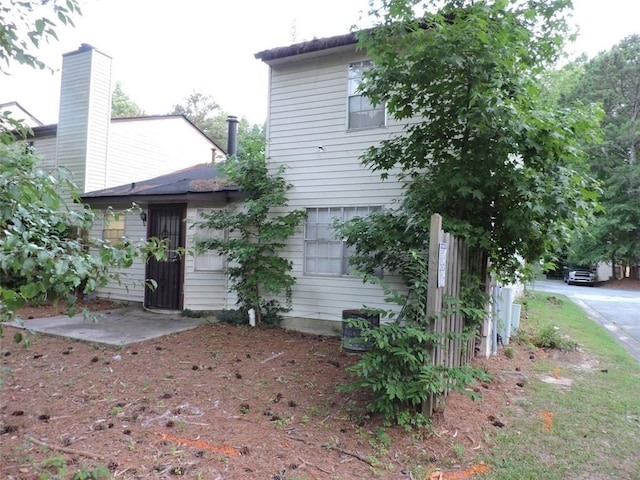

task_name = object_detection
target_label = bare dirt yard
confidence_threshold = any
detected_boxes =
[2,281,631,480]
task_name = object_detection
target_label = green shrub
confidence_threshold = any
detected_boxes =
[215,309,249,326]
[532,324,578,351]
[339,315,490,427]
[338,251,491,428]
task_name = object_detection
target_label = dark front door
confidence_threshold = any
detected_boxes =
[145,204,186,310]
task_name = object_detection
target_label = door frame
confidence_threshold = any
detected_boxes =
[144,203,186,310]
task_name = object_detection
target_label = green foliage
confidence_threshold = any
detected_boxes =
[195,156,306,324]
[215,308,249,326]
[555,35,640,271]
[0,0,167,341]
[335,208,429,282]
[457,271,490,330]
[532,324,578,351]
[170,92,265,158]
[0,145,168,326]
[111,81,144,118]
[354,0,601,282]
[40,455,68,478]
[569,35,640,170]
[0,0,81,138]
[339,251,491,426]
[0,0,81,74]
[38,456,110,480]
[172,92,224,144]
[71,465,110,480]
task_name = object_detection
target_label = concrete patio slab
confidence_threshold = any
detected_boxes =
[3,306,205,346]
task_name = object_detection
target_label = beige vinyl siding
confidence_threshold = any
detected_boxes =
[94,210,146,303]
[106,118,217,187]
[30,136,57,170]
[56,46,112,194]
[182,205,229,311]
[84,53,112,193]
[265,50,408,322]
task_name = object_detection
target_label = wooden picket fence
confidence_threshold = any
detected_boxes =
[423,213,489,417]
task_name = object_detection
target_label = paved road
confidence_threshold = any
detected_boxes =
[531,279,640,362]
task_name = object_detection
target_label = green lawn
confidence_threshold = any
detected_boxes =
[480,291,640,479]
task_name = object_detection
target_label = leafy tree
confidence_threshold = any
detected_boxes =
[558,35,640,276]
[0,0,80,73]
[0,1,167,330]
[171,92,227,148]
[344,0,601,281]
[1,0,81,137]
[194,155,306,325]
[236,118,266,161]
[574,35,639,169]
[539,55,587,109]
[0,145,167,325]
[170,92,265,158]
[111,81,144,118]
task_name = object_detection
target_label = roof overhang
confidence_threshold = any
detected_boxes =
[81,190,246,207]
[255,31,364,66]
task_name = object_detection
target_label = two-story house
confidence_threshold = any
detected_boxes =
[255,33,516,355]
[254,33,411,335]
[82,33,403,326]
[12,35,503,350]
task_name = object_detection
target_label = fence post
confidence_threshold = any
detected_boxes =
[423,213,444,417]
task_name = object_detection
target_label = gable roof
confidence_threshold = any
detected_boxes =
[0,101,43,127]
[24,114,224,153]
[255,31,362,64]
[112,115,226,153]
[81,163,240,203]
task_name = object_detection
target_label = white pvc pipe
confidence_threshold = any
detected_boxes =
[492,284,500,356]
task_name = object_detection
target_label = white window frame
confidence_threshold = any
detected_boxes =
[102,214,125,245]
[304,206,381,276]
[347,60,386,130]
[194,208,226,272]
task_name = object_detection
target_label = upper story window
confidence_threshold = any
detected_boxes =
[347,61,386,130]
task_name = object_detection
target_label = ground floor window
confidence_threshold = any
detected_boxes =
[194,208,225,271]
[102,214,125,245]
[304,206,380,276]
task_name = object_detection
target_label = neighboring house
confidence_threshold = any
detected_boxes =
[7,44,227,310]
[24,44,225,195]
[0,101,44,128]
[254,33,411,334]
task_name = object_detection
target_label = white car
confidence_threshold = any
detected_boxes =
[566,269,597,286]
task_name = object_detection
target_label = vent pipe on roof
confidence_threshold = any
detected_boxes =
[226,115,239,158]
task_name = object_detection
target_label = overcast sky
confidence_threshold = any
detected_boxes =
[2,0,638,126]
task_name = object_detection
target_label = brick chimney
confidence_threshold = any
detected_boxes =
[55,44,112,193]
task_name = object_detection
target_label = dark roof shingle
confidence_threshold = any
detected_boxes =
[255,31,361,63]
[81,163,237,200]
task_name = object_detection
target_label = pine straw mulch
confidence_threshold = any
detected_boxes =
[1,301,579,480]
